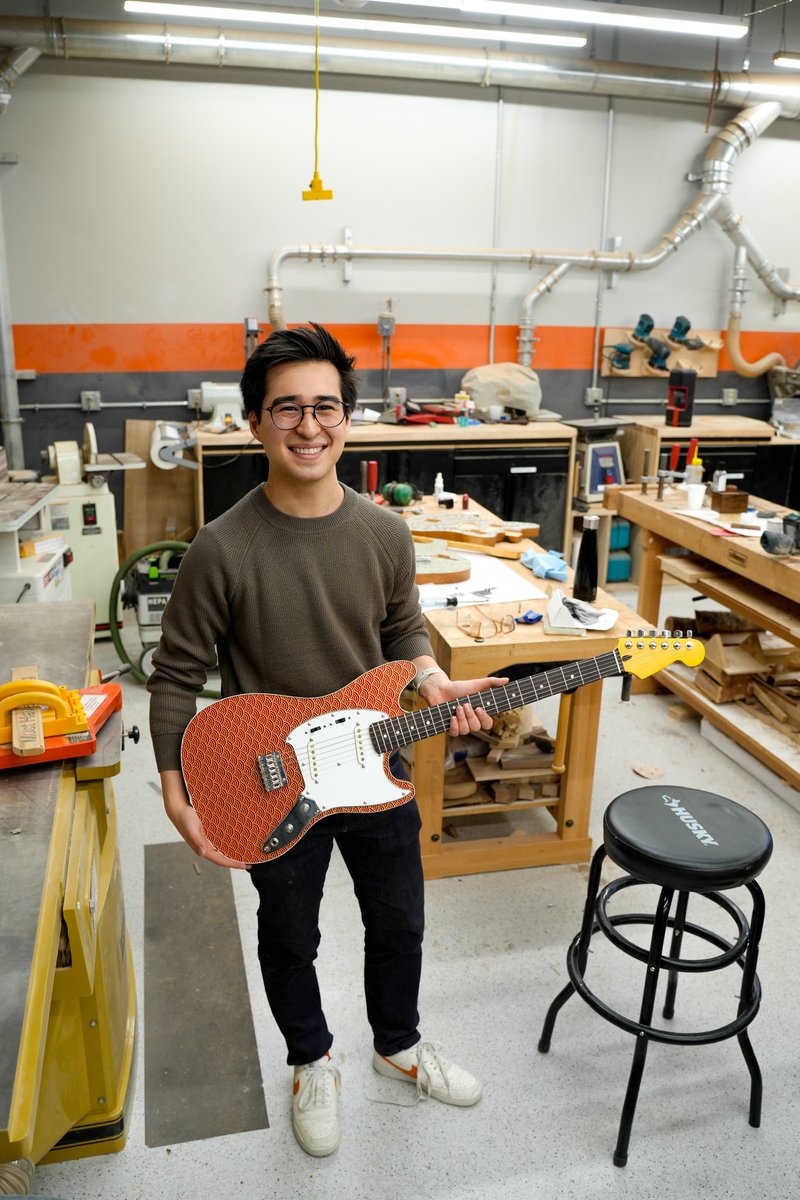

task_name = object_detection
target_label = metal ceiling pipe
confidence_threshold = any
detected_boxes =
[0,45,39,469]
[518,263,571,366]
[2,18,800,116]
[0,45,40,110]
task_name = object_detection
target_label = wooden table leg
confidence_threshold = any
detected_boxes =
[633,529,669,695]
[555,680,602,852]
[414,732,446,871]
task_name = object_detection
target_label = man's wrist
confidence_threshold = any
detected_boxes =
[412,666,448,693]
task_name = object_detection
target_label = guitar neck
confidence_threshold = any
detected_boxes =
[369,649,625,754]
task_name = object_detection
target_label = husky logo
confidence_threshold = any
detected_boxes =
[662,793,719,846]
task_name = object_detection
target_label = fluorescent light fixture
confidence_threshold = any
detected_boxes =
[773,50,800,69]
[368,0,749,40]
[124,31,554,71]
[124,3,587,48]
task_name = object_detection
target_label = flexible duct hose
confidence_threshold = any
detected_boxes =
[725,315,786,378]
[108,541,219,698]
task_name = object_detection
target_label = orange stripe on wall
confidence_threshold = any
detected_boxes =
[13,323,800,375]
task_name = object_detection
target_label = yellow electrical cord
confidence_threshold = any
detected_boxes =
[302,0,333,200]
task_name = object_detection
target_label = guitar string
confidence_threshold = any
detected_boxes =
[303,653,620,765]
[292,651,624,770]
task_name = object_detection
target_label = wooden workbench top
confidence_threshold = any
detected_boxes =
[618,489,800,607]
[193,420,576,450]
[611,414,775,439]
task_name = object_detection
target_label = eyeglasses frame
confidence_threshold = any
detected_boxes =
[261,400,348,430]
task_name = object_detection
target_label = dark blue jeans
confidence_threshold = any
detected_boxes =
[248,789,424,1066]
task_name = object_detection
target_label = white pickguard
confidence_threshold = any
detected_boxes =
[285,708,410,812]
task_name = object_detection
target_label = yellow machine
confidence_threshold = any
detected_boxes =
[0,602,136,1186]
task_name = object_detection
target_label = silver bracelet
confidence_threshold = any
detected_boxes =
[412,666,447,693]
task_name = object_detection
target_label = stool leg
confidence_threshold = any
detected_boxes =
[662,891,689,1020]
[538,847,606,1053]
[737,880,766,1128]
[614,885,673,1168]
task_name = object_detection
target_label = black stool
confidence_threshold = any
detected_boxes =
[538,785,773,1167]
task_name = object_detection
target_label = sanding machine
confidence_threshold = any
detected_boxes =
[37,424,145,636]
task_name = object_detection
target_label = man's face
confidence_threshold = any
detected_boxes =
[248,359,351,489]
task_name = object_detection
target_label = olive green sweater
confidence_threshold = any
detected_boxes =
[147,484,434,771]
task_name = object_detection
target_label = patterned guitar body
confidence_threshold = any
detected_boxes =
[181,661,417,865]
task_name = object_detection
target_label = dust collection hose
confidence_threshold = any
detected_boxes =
[108,540,219,698]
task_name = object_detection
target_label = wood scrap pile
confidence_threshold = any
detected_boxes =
[442,707,560,808]
[692,629,800,743]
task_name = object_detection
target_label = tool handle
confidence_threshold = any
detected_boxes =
[368,460,378,494]
[669,444,681,471]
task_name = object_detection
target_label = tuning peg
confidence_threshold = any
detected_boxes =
[686,628,694,639]
[649,630,658,638]
[674,629,683,637]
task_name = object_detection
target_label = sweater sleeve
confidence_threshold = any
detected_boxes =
[146,526,234,771]
[378,518,435,665]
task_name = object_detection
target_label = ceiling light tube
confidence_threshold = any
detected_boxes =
[367,0,749,40]
[123,3,586,47]
[773,51,800,69]
[124,31,557,71]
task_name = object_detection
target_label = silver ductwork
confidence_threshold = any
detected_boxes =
[0,19,796,389]
[264,102,797,375]
[2,17,800,117]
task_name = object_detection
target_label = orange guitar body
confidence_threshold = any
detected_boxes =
[181,661,418,865]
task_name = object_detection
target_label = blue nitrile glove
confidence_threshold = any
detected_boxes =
[520,549,568,581]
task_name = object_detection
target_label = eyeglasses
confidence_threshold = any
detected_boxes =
[262,400,347,429]
[456,606,516,642]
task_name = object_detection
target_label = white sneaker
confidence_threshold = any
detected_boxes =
[292,1054,341,1157]
[373,1041,481,1106]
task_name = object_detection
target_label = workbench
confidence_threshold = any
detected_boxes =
[123,418,575,554]
[0,603,136,1178]
[616,488,800,791]
[614,414,799,509]
[411,500,647,879]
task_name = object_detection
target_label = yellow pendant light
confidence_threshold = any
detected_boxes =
[302,0,333,200]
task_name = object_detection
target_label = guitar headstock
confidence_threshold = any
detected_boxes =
[617,629,705,679]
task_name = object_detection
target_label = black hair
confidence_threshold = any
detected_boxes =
[240,323,359,418]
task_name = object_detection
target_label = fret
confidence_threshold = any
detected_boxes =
[368,649,626,754]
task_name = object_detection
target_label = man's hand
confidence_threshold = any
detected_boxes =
[160,769,248,870]
[418,673,509,737]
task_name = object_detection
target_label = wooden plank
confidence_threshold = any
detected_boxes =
[659,664,800,790]
[10,665,44,757]
[698,575,800,646]
[658,553,725,586]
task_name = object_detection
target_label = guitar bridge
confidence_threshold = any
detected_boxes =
[257,751,288,792]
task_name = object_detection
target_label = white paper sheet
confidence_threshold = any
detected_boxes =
[418,550,547,610]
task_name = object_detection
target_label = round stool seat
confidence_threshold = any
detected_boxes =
[603,786,773,893]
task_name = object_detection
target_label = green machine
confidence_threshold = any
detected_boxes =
[0,601,136,1186]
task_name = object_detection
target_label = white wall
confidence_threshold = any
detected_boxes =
[2,66,799,333]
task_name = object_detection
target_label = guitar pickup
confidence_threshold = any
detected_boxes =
[257,751,288,792]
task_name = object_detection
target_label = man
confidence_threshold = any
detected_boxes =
[148,323,507,1158]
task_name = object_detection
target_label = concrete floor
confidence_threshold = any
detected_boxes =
[31,587,799,1200]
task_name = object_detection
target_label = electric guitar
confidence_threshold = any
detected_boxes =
[180,634,704,865]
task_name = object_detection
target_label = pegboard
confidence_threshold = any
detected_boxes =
[600,328,722,378]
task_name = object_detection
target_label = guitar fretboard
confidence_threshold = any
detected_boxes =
[368,649,625,753]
